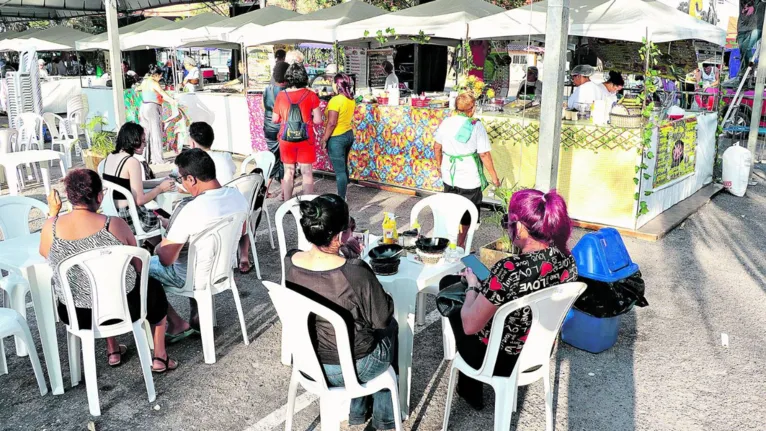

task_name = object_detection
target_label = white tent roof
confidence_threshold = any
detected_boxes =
[121,12,228,50]
[337,0,504,43]
[76,17,172,51]
[241,0,387,46]
[469,0,726,45]
[179,6,301,48]
[0,26,93,52]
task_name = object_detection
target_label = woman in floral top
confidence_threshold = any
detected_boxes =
[439,189,577,409]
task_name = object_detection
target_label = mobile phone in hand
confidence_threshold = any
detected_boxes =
[153,208,171,219]
[461,254,492,281]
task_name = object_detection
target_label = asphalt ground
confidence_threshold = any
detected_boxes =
[1,151,765,431]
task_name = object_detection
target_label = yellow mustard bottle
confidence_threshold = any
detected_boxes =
[382,212,398,245]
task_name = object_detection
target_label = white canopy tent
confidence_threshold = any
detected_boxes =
[241,0,387,46]
[337,0,504,44]
[468,0,726,45]
[223,6,302,45]
[121,12,228,50]
[76,17,172,51]
[0,26,93,52]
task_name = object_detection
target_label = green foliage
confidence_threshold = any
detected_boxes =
[410,30,431,45]
[634,38,663,218]
[85,116,115,158]
[485,181,523,253]
[364,28,398,45]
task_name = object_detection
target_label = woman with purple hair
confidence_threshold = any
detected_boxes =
[439,189,578,409]
[320,73,356,199]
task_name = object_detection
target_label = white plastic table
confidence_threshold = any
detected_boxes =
[145,190,190,215]
[0,233,63,395]
[367,248,464,419]
[0,150,66,196]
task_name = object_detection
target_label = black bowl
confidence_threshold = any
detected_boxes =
[370,259,401,276]
[416,237,449,254]
[368,244,404,262]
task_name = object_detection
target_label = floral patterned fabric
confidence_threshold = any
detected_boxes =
[477,247,578,357]
[247,93,268,152]
[123,88,190,152]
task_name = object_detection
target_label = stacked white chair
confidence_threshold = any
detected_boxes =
[163,212,249,364]
[56,245,156,416]
[100,179,161,245]
[410,193,479,360]
[263,281,403,431]
[16,112,44,151]
[0,308,48,396]
[65,94,90,148]
[0,128,27,192]
[43,112,80,169]
[275,195,317,365]
[442,282,587,431]
[0,196,49,357]
[241,151,276,249]
[225,172,266,280]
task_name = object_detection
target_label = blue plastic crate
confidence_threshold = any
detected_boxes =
[572,228,639,283]
[561,308,621,353]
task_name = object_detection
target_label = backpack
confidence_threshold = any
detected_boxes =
[281,90,310,143]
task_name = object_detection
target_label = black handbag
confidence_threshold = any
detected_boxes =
[436,283,467,317]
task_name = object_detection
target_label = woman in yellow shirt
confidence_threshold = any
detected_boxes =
[320,73,356,199]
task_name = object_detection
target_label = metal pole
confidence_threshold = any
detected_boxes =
[535,0,570,191]
[105,0,126,126]
[746,12,766,162]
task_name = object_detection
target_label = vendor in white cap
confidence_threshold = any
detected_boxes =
[566,64,604,110]
[37,59,49,79]
[516,65,542,99]
[182,57,202,92]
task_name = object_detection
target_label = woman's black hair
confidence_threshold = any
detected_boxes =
[607,71,625,87]
[384,61,394,75]
[285,63,309,89]
[147,64,162,76]
[273,61,290,84]
[299,194,349,247]
[112,122,144,155]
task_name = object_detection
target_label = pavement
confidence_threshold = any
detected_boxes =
[1,151,765,431]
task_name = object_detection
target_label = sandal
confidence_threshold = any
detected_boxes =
[238,260,254,274]
[107,344,127,367]
[152,356,179,373]
[165,328,198,344]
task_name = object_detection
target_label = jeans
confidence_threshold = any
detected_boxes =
[149,255,185,290]
[322,334,396,430]
[327,130,354,199]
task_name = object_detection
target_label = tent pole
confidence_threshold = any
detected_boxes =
[535,0,570,191]
[105,0,126,126]
[747,10,766,168]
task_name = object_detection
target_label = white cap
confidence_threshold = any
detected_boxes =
[38,59,45,65]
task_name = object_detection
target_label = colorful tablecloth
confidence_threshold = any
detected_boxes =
[123,88,189,152]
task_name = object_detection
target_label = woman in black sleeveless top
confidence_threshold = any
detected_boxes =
[263,61,290,199]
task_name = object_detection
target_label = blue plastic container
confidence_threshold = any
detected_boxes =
[561,308,621,353]
[571,227,638,283]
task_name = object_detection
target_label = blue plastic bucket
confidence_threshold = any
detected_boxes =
[561,308,621,353]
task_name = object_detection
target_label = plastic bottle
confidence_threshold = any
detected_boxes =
[382,212,398,245]
[445,242,459,263]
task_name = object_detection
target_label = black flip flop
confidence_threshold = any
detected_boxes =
[107,344,127,368]
[152,356,178,374]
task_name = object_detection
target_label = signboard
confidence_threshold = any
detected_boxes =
[694,41,723,64]
[367,48,394,88]
[653,118,697,189]
[345,47,368,88]
[246,45,274,91]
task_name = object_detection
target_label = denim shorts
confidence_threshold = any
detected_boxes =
[148,255,185,289]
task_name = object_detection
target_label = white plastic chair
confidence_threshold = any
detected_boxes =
[100,179,161,245]
[96,159,106,176]
[0,308,48,396]
[16,112,44,151]
[274,196,317,366]
[262,281,404,431]
[442,282,587,431]
[241,151,276,249]
[65,94,89,148]
[0,196,49,357]
[411,193,480,357]
[163,212,250,364]
[225,172,265,280]
[0,128,28,193]
[56,245,156,416]
[43,112,81,170]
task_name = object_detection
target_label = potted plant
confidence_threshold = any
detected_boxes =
[82,116,115,171]
[480,183,521,268]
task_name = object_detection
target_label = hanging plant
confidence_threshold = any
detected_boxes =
[633,38,662,217]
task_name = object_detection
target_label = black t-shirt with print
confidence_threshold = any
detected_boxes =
[476,246,578,357]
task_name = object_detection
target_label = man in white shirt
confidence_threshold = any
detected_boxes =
[567,64,604,110]
[37,59,49,79]
[149,149,248,337]
[384,61,399,90]
[188,121,236,184]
